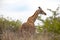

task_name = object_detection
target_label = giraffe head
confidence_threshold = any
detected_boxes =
[37,7,46,15]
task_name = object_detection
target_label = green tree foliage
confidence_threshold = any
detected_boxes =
[0,16,22,33]
[37,6,60,34]
[46,7,60,34]
[37,6,60,40]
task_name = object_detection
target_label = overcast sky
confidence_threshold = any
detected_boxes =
[0,0,60,25]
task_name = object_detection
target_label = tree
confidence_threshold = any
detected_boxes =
[0,16,22,34]
[37,6,60,40]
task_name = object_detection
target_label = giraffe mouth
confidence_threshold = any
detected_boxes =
[44,13,46,15]
[43,12,46,15]
[42,13,46,15]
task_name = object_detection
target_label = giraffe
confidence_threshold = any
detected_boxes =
[20,7,46,35]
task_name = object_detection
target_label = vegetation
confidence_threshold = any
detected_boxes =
[0,16,22,33]
[0,6,60,40]
[37,6,60,40]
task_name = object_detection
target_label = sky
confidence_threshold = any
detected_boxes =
[0,0,60,25]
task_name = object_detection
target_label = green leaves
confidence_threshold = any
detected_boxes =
[0,16,22,32]
[37,6,60,34]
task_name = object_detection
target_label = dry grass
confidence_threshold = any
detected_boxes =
[1,30,60,40]
[1,30,49,40]
[1,30,36,40]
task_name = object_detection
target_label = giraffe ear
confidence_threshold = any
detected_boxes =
[38,7,41,9]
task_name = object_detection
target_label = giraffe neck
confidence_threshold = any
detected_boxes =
[32,11,39,22]
[27,11,39,24]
